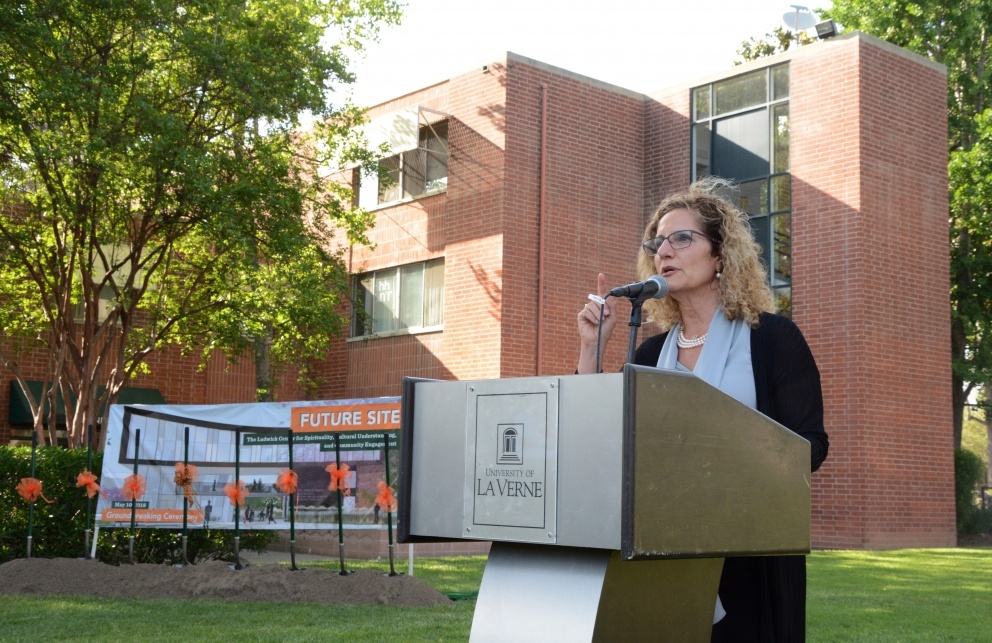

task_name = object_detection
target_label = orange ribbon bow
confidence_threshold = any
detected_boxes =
[173,462,199,503]
[76,470,103,499]
[122,474,146,501]
[326,463,351,495]
[16,477,53,504]
[275,469,298,495]
[224,480,250,507]
[375,481,398,513]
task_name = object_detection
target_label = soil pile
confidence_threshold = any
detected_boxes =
[0,558,452,606]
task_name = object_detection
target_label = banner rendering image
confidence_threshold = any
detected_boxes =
[96,399,401,531]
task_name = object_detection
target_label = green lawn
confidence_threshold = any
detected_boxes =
[0,550,989,642]
[807,549,992,642]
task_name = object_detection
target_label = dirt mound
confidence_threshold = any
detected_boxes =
[0,557,452,606]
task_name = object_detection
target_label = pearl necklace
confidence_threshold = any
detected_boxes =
[677,327,707,349]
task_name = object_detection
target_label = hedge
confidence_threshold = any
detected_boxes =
[0,445,275,564]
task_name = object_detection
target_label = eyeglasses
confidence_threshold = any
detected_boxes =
[642,230,716,256]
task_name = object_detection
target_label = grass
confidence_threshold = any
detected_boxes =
[0,550,989,641]
[807,548,992,642]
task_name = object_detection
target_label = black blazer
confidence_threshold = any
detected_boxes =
[631,312,828,471]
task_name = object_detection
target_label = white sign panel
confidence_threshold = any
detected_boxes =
[463,378,559,543]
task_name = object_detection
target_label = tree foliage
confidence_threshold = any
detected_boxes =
[0,0,400,445]
[822,0,992,448]
[736,26,816,64]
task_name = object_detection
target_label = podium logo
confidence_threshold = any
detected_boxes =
[497,423,523,464]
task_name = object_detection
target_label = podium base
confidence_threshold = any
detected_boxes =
[470,542,723,643]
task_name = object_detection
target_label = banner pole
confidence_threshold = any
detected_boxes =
[233,428,243,570]
[181,426,190,565]
[334,433,350,576]
[91,525,100,559]
[383,431,398,576]
[84,423,93,559]
[288,429,299,571]
[26,431,37,559]
[129,428,140,565]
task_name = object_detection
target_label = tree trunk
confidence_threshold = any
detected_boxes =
[255,331,273,403]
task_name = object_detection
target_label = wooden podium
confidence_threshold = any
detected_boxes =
[398,365,811,642]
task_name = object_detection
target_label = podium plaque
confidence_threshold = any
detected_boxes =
[462,377,559,544]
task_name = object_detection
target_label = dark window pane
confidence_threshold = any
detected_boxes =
[772,64,789,100]
[351,276,373,336]
[714,69,767,115]
[771,174,791,212]
[735,178,769,217]
[772,103,790,173]
[421,121,448,193]
[712,110,769,181]
[750,214,772,274]
[773,213,792,285]
[694,86,711,120]
[693,122,711,180]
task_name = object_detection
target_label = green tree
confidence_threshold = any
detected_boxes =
[821,0,992,449]
[736,26,817,64]
[0,0,400,446]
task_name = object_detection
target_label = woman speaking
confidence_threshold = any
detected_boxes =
[577,179,829,642]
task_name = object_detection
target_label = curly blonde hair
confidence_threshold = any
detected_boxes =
[637,178,775,329]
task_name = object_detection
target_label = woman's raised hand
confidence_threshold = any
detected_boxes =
[576,273,619,374]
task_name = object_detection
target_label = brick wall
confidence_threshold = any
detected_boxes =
[441,61,511,382]
[501,57,647,377]
[0,339,304,443]
[790,34,954,548]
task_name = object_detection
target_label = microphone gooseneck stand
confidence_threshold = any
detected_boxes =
[625,296,646,365]
[591,294,650,372]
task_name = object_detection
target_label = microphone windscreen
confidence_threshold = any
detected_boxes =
[648,274,669,299]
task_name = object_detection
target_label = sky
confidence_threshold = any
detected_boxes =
[344,0,833,107]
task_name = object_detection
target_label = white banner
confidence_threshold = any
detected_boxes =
[96,397,401,530]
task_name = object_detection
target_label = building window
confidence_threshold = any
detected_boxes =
[368,120,449,207]
[351,258,444,338]
[692,63,791,313]
[72,283,117,325]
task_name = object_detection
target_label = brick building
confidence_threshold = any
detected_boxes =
[2,32,954,549]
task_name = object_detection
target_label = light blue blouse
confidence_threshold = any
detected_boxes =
[657,306,756,410]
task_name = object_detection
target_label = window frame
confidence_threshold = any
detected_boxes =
[349,258,445,340]
[691,63,792,313]
[363,120,449,209]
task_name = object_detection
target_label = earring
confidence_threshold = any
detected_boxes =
[716,271,722,280]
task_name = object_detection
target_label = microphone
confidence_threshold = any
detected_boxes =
[608,274,669,300]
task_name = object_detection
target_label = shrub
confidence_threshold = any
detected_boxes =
[954,448,990,535]
[0,445,98,562]
[98,525,277,566]
[0,445,275,564]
